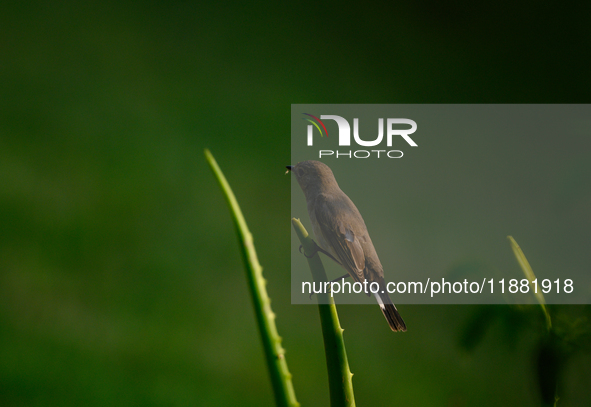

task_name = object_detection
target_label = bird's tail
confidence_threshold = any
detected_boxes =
[374,292,407,332]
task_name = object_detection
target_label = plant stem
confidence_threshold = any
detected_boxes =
[507,236,552,331]
[292,218,356,407]
[205,149,299,407]
[508,236,558,406]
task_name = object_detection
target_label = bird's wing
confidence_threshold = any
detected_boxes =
[315,196,366,282]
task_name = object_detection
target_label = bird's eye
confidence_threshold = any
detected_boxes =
[297,168,304,177]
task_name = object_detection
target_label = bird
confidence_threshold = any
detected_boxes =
[288,160,406,331]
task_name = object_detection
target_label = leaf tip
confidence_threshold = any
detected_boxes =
[204,148,214,165]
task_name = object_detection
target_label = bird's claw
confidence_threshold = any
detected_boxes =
[299,244,318,258]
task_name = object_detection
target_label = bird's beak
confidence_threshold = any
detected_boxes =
[285,165,293,175]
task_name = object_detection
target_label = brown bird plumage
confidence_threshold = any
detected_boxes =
[290,160,406,332]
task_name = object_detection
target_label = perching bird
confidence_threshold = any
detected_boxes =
[288,160,406,331]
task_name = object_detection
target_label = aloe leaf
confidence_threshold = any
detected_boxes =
[292,218,356,407]
[205,149,299,407]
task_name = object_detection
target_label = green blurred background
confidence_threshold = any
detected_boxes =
[1,2,590,406]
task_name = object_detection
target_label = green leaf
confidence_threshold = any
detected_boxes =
[507,236,551,332]
[205,149,299,407]
[292,218,356,407]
